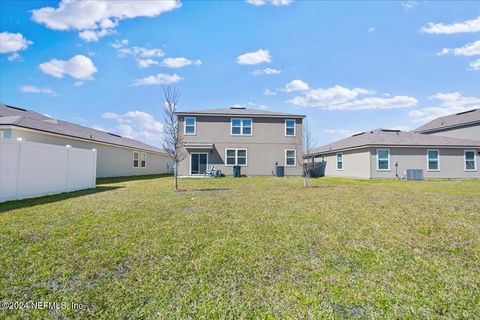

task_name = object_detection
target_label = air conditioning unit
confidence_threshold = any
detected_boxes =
[404,169,424,180]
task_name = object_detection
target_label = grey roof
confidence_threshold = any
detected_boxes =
[175,107,305,118]
[310,128,480,155]
[0,103,166,154]
[414,108,480,133]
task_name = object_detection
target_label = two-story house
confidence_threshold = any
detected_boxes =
[175,107,305,176]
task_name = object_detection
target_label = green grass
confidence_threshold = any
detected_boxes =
[1,176,479,319]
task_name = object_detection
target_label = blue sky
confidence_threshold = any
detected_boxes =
[1,0,479,147]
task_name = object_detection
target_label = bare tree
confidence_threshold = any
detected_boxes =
[162,86,186,192]
[300,119,316,187]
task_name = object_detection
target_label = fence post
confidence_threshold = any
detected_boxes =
[65,145,72,192]
[15,138,23,200]
[92,149,97,188]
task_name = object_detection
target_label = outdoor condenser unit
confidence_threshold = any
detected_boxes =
[405,169,424,180]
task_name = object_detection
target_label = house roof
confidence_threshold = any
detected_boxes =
[0,103,166,154]
[414,108,480,133]
[310,128,480,155]
[175,106,305,118]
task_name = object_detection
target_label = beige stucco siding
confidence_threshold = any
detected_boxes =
[316,148,371,179]
[8,128,172,177]
[426,124,480,141]
[370,147,480,179]
[178,115,302,176]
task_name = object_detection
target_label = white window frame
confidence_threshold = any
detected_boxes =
[284,119,296,137]
[225,148,248,166]
[184,116,196,135]
[376,149,390,171]
[133,151,139,168]
[464,150,477,172]
[427,149,440,172]
[336,153,344,171]
[230,118,253,136]
[189,152,209,175]
[285,149,296,166]
[140,152,146,168]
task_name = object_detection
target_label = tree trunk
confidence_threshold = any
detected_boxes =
[174,162,178,192]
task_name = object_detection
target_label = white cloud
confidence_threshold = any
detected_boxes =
[251,67,281,75]
[7,52,23,62]
[470,58,480,70]
[236,49,271,65]
[20,85,57,96]
[161,57,202,68]
[246,0,293,6]
[0,32,32,54]
[438,40,480,57]
[102,111,164,146]
[112,39,166,68]
[368,27,375,32]
[132,73,183,86]
[421,17,480,34]
[402,1,418,10]
[264,88,277,96]
[39,55,98,80]
[32,0,181,42]
[283,80,310,92]
[287,84,417,110]
[409,92,480,122]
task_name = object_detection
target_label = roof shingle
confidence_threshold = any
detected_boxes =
[310,128,480,155]
[175,107,305,118]
[414,108,480,133]
[0,103,165,154]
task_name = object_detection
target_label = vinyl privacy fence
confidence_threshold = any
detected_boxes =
[0,138,97,202]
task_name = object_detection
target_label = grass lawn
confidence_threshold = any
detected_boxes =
[1,175,479,319]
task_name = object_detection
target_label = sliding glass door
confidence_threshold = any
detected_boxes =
[190,153,208,175]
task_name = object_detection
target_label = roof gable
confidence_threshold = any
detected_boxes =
[175,107,305,118]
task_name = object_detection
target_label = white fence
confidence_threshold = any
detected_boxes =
[0,138,97,202]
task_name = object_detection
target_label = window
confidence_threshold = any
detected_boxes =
[285,119,296,136]
[184,117,196,135]
[141,152,146,168]
[336,153,343,170]
[133,151,139,168]
[465,150,476,171]
[0,130,4,138]
[427,150,439,171]
[231,118,252,136]
[377,149,390,171]
[285,149,296,166]
[225,148,247,166]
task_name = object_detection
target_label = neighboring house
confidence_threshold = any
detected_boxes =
[175,106,305,176]
[0,103,172,178]
[414,108,480,141]
[309,129,480,179]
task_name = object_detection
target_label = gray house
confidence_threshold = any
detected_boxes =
[175,106,305,176]
[414,108,480,141]
[309,129,480,179]
[0,103,172,178]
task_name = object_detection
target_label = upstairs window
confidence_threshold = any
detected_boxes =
[377,149,390,171]
[285,119,296,136]
[226,148,247,166]
[336,153,343,170]
[141,152,146,168]
[285,149,296,166]
[133,151,139,168]
[427,150,439,171]
[231,118,252,136]
[465,150,476,171]
[184,117,196,135]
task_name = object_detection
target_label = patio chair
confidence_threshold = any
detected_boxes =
[203,165,216,178]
